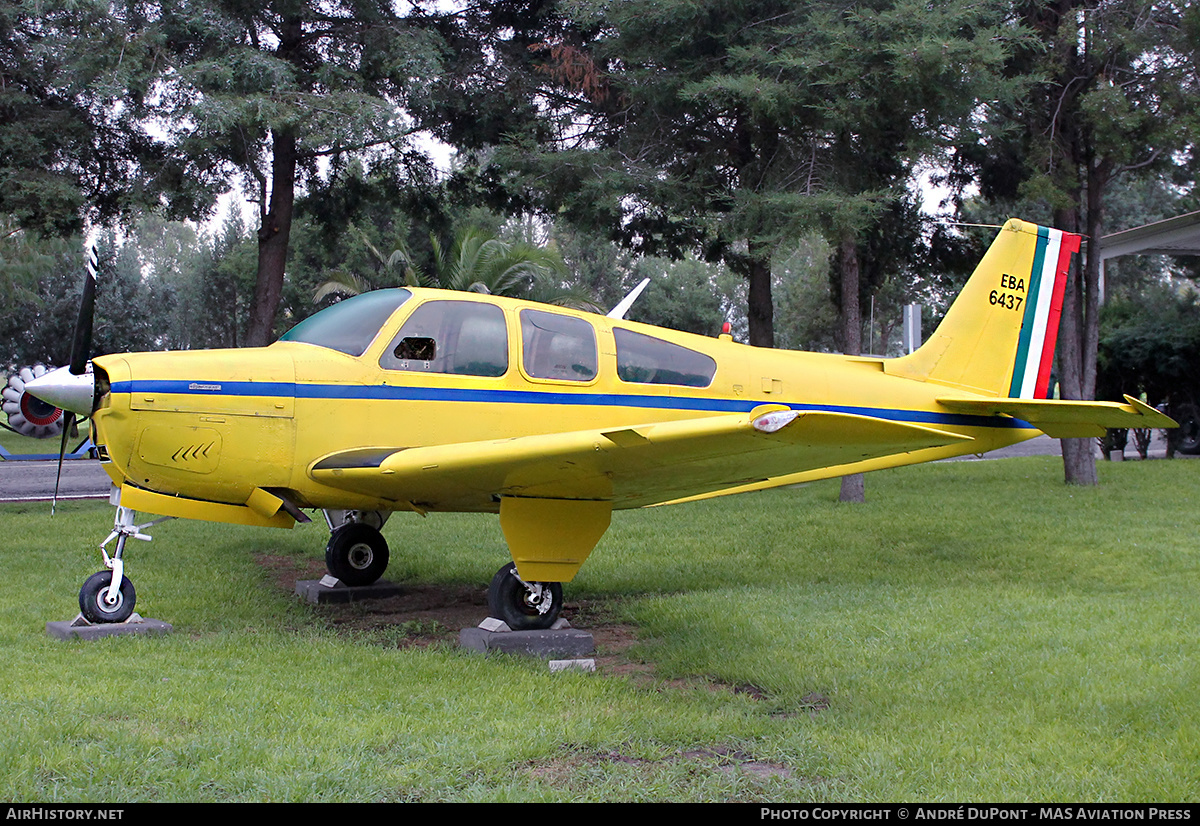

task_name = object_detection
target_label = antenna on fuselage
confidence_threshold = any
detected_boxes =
[606,278,651,320]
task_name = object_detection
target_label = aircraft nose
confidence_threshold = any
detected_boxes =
[25,365,96,417]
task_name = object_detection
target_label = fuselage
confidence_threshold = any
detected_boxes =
[88,287,1039,521]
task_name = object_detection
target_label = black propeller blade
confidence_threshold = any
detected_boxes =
[53,246,99,514]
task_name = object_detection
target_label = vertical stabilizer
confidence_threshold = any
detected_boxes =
[885,219,1081,398]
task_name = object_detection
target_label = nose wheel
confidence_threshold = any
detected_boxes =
[79,570,136,624]
[487,563,563,630]
[325,522,390,586]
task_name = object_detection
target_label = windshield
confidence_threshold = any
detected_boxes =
[279,289,412,356]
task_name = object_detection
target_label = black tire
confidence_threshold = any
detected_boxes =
[1175,403,1200,455]
[79,570,136,624]
[325,523,389,586]
[487,563,563,630]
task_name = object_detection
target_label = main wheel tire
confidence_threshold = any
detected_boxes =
[79,570,136,624]
[325,523,390,586]
[487,563,563,631]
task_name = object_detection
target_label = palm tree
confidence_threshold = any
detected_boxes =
[312,228,420,304]
[315,226,599,311]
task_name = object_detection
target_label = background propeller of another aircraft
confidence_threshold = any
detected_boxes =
[2,365,66,439]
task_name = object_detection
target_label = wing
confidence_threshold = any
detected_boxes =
[935,394,1176,438]
[308,405,972,511]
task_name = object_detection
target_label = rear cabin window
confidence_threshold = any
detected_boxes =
[520,310,598,382]
[380,300,508,377]
[614,328,717,388]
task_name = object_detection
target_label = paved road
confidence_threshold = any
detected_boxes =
[0,458,112,503]
[945,431,1184,461]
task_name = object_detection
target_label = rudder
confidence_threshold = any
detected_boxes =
[885,219,1081,399]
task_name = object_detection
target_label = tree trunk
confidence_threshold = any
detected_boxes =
[245,126,297,348]
[838,232,862,356]
[1053,204,1098,485]
[245,16,303,349]
[746,243,774,348]
[838,232,865,503]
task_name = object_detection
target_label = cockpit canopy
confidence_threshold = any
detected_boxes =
[279,288,716,389]
[279,289,412,356]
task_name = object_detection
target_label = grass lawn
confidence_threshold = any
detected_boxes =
[0,456,1196,801]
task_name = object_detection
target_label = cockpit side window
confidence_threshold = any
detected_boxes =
[279,289,411,356]
[614,328,717,388]
[380,300,508,377]
[520,310,598,382]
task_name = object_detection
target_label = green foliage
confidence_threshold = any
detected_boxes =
[1097,286,1200,406]
[0,228,159,368]
[148,0,444,172]
[963,1,1187,210]
[479,0,1015,346]
[0,0,208,233]
[157,212,257,350]
[623,257,744,338]
[313,221,597,311]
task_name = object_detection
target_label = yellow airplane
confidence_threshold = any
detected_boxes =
[28,218,1173,629]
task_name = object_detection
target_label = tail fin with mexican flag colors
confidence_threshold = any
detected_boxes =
[886,218,1078,398]
[886,218,1175,437]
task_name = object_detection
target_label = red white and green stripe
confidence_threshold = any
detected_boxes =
[1008,226,1081,400]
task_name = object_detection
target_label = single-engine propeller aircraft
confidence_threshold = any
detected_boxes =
[28,219,1174,629]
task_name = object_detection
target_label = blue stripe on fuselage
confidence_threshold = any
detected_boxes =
[108,379,1036,430]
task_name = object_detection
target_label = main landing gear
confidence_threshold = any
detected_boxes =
[322,510,391,586]
[487,563,563,631]
[322,510,564,630]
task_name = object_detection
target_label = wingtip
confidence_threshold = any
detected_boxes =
[1122,395,1177,428]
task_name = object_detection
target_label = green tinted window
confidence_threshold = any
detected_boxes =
[520,310,598,381]
[279,289,411,356]
[614,328,716,387]
[380,300,508,377]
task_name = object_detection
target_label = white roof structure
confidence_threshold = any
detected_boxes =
[1100,210,1200,262]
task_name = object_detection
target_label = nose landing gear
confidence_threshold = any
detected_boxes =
[76,501,171,624]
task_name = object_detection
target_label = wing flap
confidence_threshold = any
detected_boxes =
[309,407,972,509]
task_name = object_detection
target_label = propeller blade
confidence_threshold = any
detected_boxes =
[53,246,98,514]
[52,411,75,516]
[69,246,99,375]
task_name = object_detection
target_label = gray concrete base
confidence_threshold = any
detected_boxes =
[459,619,595,658]
[46,613,173,641]
[295,575,407,604]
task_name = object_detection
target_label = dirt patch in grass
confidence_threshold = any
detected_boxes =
[526,743,807,789]
[255,552,830,718]
[255,553,653,673]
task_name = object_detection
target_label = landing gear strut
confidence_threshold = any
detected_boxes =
[487,563,563,631]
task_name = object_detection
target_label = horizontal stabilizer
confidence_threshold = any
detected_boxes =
[936,395,1176,438]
